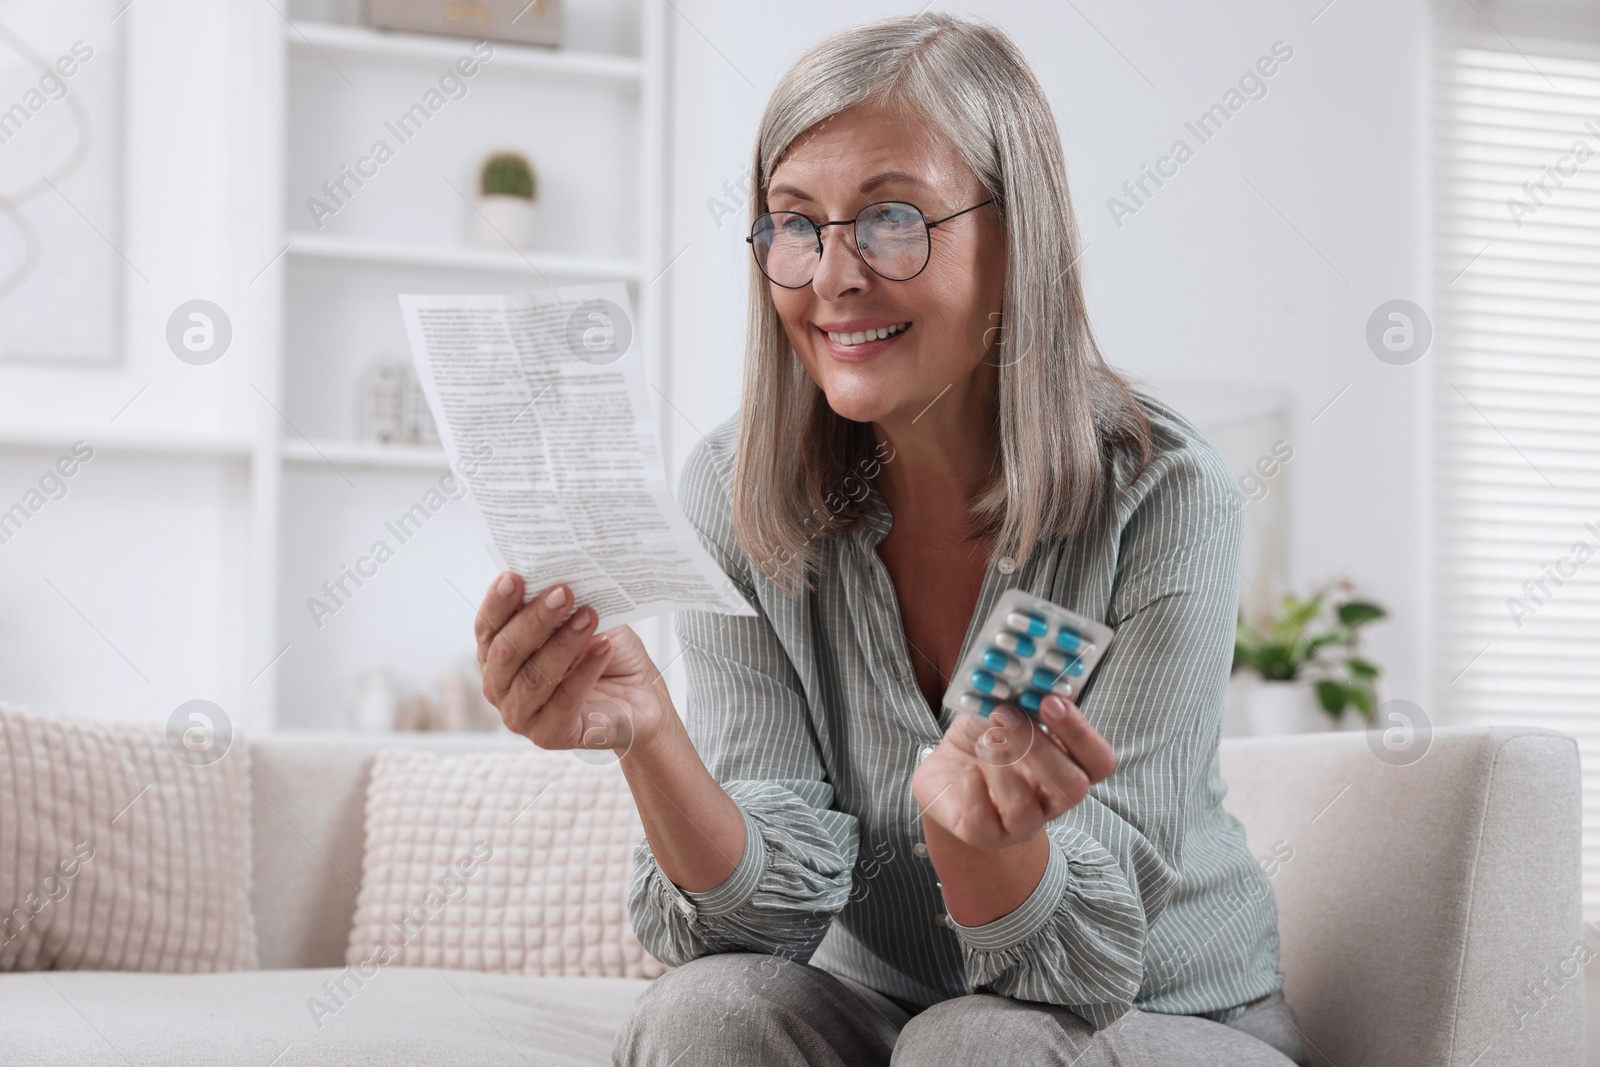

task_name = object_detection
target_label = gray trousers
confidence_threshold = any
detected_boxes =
[613,953,1309,1067]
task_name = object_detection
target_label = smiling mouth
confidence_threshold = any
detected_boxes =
[824,322,911,347]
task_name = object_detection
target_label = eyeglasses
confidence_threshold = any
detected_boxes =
[746,198,995,289]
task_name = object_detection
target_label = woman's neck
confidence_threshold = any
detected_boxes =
[870,383,998,533]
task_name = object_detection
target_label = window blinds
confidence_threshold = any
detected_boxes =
[1434,34,1600,913]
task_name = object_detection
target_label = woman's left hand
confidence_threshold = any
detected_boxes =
[911,694,1116,851]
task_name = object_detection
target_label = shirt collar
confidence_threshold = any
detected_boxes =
[855,482,894,548]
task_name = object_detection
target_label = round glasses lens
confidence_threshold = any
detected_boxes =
[751,212,818,287]
[855,202,929,281]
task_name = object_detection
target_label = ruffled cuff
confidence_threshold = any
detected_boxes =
[945,826,1145,1030]
[944,833,1072,951]
[626,781,858,968]
[682,806,768,918]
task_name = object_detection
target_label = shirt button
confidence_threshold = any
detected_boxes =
[997,556,1016,574]
[934,912,949,927]
[674,896,696,919]
[918,745,934,763]
[912,842,929,858]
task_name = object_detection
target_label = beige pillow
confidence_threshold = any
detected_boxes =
[0,702,257,971]
[347,748,667,979]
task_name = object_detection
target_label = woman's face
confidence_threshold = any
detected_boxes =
[763,104,1007,429]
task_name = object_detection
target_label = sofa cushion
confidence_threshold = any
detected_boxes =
[0,968,649,1066]
[0,702,256,972]
[346,748,668,979]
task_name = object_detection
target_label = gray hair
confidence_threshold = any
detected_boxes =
[732,12,1153,593]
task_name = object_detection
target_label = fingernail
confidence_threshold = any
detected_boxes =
[575,608,595,632]
[497,573,516,597]
[544,585,567,609]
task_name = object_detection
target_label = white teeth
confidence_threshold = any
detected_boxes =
[827,322,909,346]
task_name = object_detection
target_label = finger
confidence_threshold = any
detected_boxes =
[1012,724,1091,818]
[522,637,613,747]
[977,730,1047,840]
[482,583,572,703]
[943,705,1002,756]
[972,705,1037,769]
[919,762,994,842]
[988,706,1087,788]
[1039,695,1116,782]
[977,706,1093,822]
[474,571,525,664]
[509,603,600,711]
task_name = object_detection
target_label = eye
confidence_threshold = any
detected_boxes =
[864,202,920,230]
[779,215,814,236]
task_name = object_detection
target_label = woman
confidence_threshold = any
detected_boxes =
[474,13,1306,1066]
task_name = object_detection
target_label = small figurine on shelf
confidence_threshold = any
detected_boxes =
[359,361,406,443]
[434,673,478,732]
[471,151,538,249]
[402,369,439,445]
[360,358,438,445]
[395,691,434,732]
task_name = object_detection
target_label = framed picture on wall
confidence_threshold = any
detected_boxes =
[0,2,123,364]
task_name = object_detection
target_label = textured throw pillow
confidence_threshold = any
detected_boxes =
[347,748,667,979]
[0,701,257,971]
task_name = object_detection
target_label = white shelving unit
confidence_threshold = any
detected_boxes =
[287,19,647,83]
[286,231,641,280]
[247,0,668,731]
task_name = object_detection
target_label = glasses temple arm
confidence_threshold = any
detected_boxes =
[925,197,997,229]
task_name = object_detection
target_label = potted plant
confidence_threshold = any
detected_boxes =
[1232,578,1387,735]
[471,150,538,248]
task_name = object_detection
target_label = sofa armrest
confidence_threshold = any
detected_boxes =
[1218,725,1582,1067]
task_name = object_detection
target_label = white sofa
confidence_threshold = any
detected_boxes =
[0,725,1582,1066]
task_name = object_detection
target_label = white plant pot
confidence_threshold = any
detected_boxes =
[1242,677,1335,736]
[1339,708,1372,732]
[471,195,538,248]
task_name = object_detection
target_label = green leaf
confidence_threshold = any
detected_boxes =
[1337,600,1386,627]
[1349,681,1377,715]
[1305,629,1350,653]
[1345,656,1380,679]
[1281,594,1324,632]
[1314,678,1348,715]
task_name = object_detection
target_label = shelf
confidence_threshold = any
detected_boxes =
[0,427,253,458]
[287,232,641,281]
[282,437,448,471]
[286,20,644,86]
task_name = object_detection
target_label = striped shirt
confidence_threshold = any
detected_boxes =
[627,391,1285,1030]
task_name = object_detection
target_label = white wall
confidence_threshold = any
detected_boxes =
[0,0,270,725]
[0,0,1436,728]
[659,0,1435,712]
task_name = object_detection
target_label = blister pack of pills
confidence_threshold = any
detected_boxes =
[940,589,1116,720]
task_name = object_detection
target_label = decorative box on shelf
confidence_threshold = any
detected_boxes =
[364,0,563,48]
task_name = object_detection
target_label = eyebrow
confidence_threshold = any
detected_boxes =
[766,170,931,204]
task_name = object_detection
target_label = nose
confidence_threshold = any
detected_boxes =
[810,223,873,300]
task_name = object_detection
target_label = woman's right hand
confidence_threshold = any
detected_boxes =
[474,571,670,757]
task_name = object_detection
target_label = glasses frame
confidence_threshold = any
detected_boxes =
[745,197,996,289]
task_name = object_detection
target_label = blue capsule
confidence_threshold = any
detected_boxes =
[981,648,1024,681]
[1018,689,1043,714]
[969,670,1012,699]
[1056,628,1093,654]
[992,632,1036,657]
[959,693,999,717]
[1005,611,1048,638]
